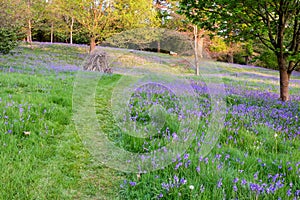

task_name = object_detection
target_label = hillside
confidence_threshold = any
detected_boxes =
[0,43,299,199]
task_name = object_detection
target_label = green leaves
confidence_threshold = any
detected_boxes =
[179,1,290,41]
[0,28,18,55]
[115,0,160,30]
[179,0,300,65]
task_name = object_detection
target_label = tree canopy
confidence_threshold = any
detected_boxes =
[179,0,300,101]
[0,0,24,54]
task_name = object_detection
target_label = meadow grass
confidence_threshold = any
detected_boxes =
[0,44,122,200]
[97,75,299,200]
[0,43,299,199]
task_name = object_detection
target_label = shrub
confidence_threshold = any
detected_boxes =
[233,52,247,65]
[209,36,228,53]
[254,50,278,70]
[0,28,18,54]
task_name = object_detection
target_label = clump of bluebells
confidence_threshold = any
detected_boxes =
[0,93,71,137]
[119,77,300,199]
[109,81,209,155]
[0,43,83,76]
[0,96,47,135]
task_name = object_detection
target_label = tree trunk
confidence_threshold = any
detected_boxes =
[26,0,32,45]
[227,53,233,63]
[278,56,290,101]
[50,22,54,43]
[157,40,160,53]
[245,56,249,65]
[198,37,204,59]
[27,19,32,44]
[70,17,74,44]
[90,36,96,52]
[227,42,234,63]
[194,25,199,76]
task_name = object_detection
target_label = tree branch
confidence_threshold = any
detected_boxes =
[288,10,299,52]
[288,60,300,72]
[245,3,277,49]
[256,33,275,51]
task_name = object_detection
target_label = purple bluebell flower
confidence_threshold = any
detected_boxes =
[233,178,239,183]
[174,162,182,170]
[184,160,191,168]
[233,185,238,192]
[287,189,292,197]
[19,107,24,114]
[129,181,136,186]
[241,179,247,185]
[254,172,259,180]
[217,178,223,188]
[161,182,169,191]
[174,175,179,183]
[183,153,189,160]
[180,178,187,185]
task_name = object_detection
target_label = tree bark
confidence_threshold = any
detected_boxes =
[70,17,74,44]
[194,25,199,76]
[226,53,233,63]
[278,56,290,101]
[90,36,96,52]
[27,19,32,44]
[157,40,160,53]
[198,37,204,58]
[244,56,249,65]
[50,22,54,43]
[227,42,234,63]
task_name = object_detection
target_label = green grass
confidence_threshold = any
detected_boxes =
[0,58,122,199]
[0,43,299,199]
[95,75,299,200]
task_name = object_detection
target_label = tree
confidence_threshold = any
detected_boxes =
[0,0,23,54]
[0,28,18,54]
[58,0,117,52]
[45,0,56,43]
[20,0,46,44]
[179,0,300,101]
[154,0,191,31]
[39,0,76,44]
[41,0,70,43]
[153,0,205,75]
[59,0,160,52]
[115,0,160,30]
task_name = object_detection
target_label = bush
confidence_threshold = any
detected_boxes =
[209,36,228,53]
[233,52,247,65]
[0,28,18,54]
[254,50,278,70]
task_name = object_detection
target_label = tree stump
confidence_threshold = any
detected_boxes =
[83,50,112,73]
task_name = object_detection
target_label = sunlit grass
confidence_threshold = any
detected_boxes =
[0,45,122,199]
[0,43,299,199]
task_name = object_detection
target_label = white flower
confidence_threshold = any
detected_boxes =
[274,133,278,138]
[23,131,30,135]
[189,185,195,190]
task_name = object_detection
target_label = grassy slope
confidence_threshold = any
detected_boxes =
[0,44,122,200]
[0,43,299,199]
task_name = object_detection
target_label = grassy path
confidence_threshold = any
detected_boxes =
[0,50,123,199]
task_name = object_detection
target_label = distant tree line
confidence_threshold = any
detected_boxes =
[180,0,300,101]
[1,0,299,101]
